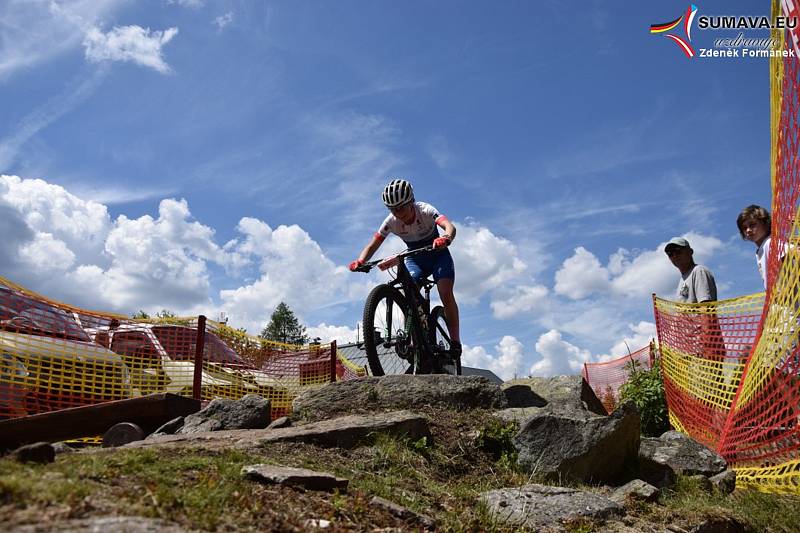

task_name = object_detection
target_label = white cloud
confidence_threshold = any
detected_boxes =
[530,329,592,377]
[218,218,350,334]
[67,182,179,206]
[213,12,234,30]
[554,233,724,301]
[0,175,111,264]
[83,25,179,74]
[490,284,548,320]
[0,176,364,324]
[168,0,204,7]
[607,247,675,299]
[462,335,526,381]
[606,321,656,360]
[70,198,225,311]
[554,246,610,299]
[450,224,528,304]
[0,0,123,80]
[19,233,76,272]
[306,323,359,344]
[0,176,226,312]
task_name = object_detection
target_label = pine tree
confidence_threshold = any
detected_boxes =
[260,302,308,345]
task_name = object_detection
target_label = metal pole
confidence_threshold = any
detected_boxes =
[193,315,207,401]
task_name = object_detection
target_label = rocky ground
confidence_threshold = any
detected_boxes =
[2,375,799,532]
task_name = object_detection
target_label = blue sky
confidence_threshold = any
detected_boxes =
[0,0,777,379]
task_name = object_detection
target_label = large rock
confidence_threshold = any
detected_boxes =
[369,496,437,530]
[151,416,185,437]
[503,384,547,408]
[242,464,348,492]
[513,400,640,484]
[638,430,727,488]
[501,374,607,417]
[609,479,660,504]
[292,375,506,422]
[133,410,430,451]
[254,410,431,449]
[492,407,548,425]
[177,394,270,434]
[12,442,55,464]
[710,470,737,495]
[480,484,624,530]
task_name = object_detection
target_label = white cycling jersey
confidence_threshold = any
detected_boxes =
[375,201,448,248]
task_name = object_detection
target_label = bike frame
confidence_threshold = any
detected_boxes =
[360,246,450,372]
[388,257,435,364]
[356,246,450,372]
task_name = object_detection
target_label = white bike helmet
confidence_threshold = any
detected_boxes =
[382,179,414,208]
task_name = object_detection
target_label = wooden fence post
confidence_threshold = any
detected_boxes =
[330,340,337,382]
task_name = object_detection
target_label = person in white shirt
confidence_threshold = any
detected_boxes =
[349,178,461,359]
[736,204,772,289]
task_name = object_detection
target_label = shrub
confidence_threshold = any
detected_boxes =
[476,419,519,469]
[619,358,669,437]
[600,385,617,414]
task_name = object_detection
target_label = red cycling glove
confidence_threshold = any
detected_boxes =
[349,259,365,271]
[432,235,452,249]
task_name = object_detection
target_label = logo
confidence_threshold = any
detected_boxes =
[650,4,699,58]
[651,4,800,60]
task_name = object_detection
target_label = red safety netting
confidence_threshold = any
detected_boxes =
[655,294,764,450]
[582,343,655,414]
[657,6,800,492]
[714,20,800,490]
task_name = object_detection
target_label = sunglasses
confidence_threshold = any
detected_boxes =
[390,203,413,214]
[665,247,685,257]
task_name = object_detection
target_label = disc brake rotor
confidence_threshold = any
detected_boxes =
[394,330,413,361]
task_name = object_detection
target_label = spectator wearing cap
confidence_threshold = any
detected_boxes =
[665,237,717,303]
[665,237,725,393]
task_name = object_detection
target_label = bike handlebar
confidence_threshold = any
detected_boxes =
[353,245,434,273]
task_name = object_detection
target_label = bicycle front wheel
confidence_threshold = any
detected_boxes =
[430,305,461,375]
[363,284,416,376]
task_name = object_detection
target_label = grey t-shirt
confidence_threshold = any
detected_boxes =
[676,264,717,303]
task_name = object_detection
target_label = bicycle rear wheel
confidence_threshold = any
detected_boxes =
[430,305,461,375]
[363,284,416,376]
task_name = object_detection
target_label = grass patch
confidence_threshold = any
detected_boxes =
[626,474,800,533]
[0,448,269,530]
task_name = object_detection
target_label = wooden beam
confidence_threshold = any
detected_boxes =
[0,393,200,450]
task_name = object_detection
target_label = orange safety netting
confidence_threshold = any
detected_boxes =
[582,343,656,414]
[655,2,800,493]
[0,276,366,426]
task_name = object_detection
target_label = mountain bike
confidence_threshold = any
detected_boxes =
[353,246,462,376]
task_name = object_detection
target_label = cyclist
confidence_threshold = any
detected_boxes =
[349,178,461,359]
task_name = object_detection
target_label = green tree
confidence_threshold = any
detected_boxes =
[260,302,308,345]
[131,310,150,319]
